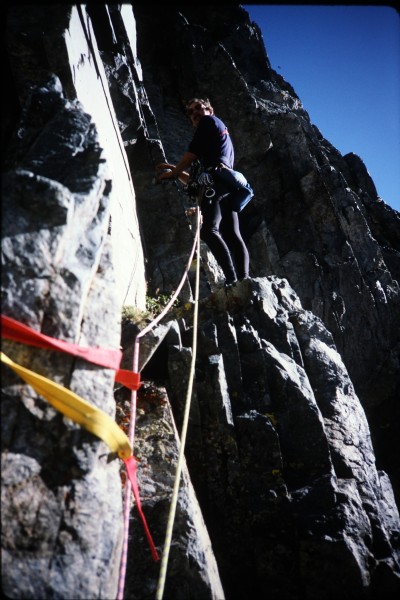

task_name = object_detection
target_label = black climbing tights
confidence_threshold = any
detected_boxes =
[200,197,249,284]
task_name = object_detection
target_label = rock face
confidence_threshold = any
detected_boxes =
[2,4,400,600]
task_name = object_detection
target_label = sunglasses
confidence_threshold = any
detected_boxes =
[187,103,206,116]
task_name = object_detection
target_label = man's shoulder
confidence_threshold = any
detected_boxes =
[201,114,226,130]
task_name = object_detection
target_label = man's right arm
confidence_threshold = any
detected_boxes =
[157,152,197,182]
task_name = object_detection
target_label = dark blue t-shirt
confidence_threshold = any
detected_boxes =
[188,115,234,169]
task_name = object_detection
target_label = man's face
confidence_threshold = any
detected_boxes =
[187,102,210,126]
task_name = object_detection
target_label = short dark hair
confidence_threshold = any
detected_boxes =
[185,97,214,115]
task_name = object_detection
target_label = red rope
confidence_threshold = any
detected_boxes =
[124,457,159,561]
[116,220,200,599]
[1,314,159,565]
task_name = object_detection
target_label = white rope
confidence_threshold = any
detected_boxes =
[155,206,201,600]
[117,208,201,600]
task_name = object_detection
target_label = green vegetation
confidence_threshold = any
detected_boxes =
[145,292,179,315]
[122,292,180,328]
[121,304,150,327]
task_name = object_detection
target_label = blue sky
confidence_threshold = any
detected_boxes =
[243,4,400,212]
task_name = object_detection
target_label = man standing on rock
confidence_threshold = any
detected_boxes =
[157,97,253,288]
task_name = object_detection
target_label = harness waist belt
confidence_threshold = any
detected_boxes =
[206,163,232,172]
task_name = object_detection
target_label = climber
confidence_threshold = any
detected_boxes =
[156,97,254,288]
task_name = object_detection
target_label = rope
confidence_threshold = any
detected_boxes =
[116,207,201,600]
[155,206,201,600]
[116,339,141,600]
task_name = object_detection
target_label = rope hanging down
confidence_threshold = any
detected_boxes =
[117,206,202,600]
[2,200,202,597]
[155,205,201,600]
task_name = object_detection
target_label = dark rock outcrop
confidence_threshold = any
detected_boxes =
[2,4,399,599]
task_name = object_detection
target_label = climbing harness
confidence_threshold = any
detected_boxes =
[198,170,216,198]
[184,159,216,204]
[154,160,217,212]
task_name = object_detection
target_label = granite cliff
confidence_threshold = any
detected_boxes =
[2,4,400,599]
